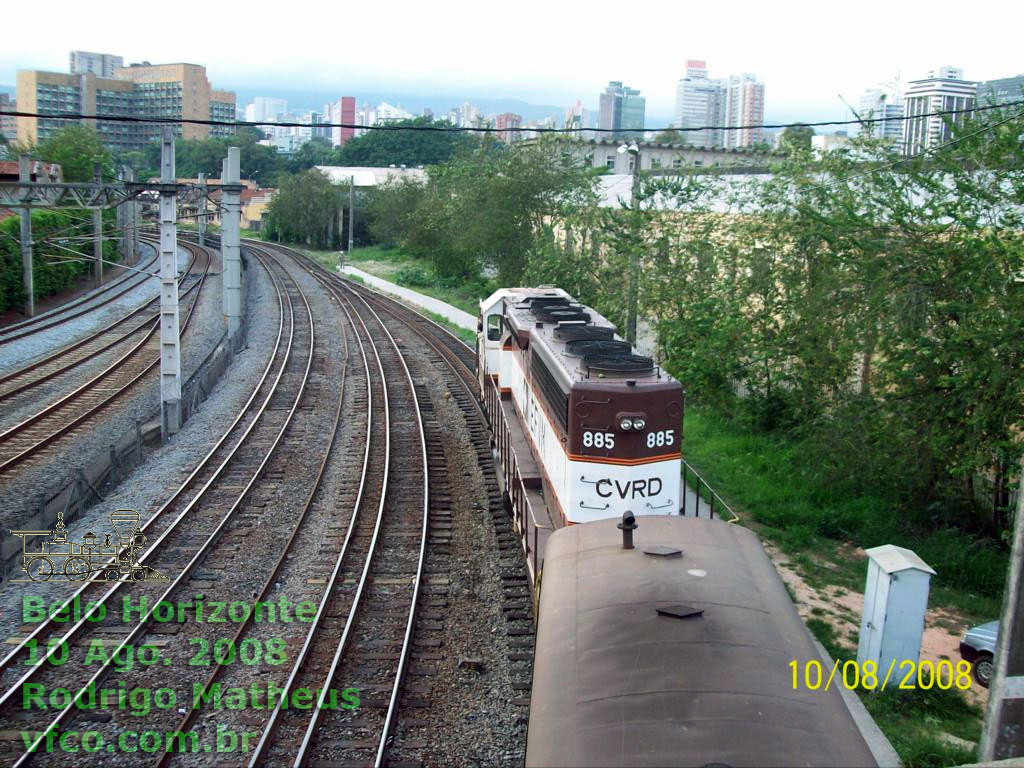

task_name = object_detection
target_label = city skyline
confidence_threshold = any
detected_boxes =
[3,0,1020,127]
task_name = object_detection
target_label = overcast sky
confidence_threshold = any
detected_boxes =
[3,0,1021,125]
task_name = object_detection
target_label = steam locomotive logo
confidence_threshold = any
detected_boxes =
[10,508,168,582]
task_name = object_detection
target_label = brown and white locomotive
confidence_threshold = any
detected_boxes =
[479,287,683,578]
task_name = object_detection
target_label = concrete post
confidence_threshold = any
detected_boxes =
[348,175,355,253]
[159,126,182,438]
[127,167,138,264]
[93,163,103,287]
[220,147,242,339]
[197,172,206,247]
[981,462,1024,761]
[18,157,33,317]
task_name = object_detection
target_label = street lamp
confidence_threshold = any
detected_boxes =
[618,140,641,345]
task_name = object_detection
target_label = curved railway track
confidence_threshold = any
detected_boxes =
[0,240,505,767]
[0,242,213,479]
[0,247,161,345]
[0,247,317,767]
[0,242,199,404]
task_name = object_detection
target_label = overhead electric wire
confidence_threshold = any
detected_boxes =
[2,99,1021,135]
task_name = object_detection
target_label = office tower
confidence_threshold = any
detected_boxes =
[673,60,725,147]
[69,51,123,78]
[902,66,976,156]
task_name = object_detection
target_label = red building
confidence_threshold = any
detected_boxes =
[496,112,522,143]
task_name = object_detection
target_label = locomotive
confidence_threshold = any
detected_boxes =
[479,287,683,580]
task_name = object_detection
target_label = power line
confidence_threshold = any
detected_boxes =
[2,99,1021,136]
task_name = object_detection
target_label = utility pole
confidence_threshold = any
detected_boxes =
[159,126,182,438]
[220,147,242,340]
[981,462,1024,761]
[18,157,33,317]
[624,143,641,345]
[93,163,103,287]
[197,172,206,247]
[126,167,137,264]
[348,175,355,253]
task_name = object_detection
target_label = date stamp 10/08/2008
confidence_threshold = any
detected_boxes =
[790,659,974,692]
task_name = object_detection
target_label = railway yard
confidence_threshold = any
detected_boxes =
[0,239,531,766]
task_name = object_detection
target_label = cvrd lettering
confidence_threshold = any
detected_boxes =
[595,477,663,499]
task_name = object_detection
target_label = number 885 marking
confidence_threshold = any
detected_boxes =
[583,431,615,449]
[646,430,675,448]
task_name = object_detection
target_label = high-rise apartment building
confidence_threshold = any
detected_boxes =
[16,62,235,150]
[245,96,288,124]
[902,66,976,156]
[324,97,356,147]
[598,81,645,139]
[672,64,764,148]
[858,88,904,141]
[673,60,725,148]
[69,51,123,78]
[724,74,765,148]
[977,74,1024,106]
[496,113,523,143]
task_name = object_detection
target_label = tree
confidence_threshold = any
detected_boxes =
[263,168,341,248]
[779,123,815,153]
[653,129,686,144]
[24,124,114,182]
[337,117,475,167]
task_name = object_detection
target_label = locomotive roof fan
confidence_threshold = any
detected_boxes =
[553,325,616,342]
[583,352,656,376]
[565,339,632,357]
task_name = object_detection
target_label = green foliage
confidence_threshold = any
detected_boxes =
[11,124,115,182]
[653,129,686,144]
[365,137,598,285]
[336,117,474,167]
[0,209,118,311]
[263,169,341,248]
[779,123,815,153]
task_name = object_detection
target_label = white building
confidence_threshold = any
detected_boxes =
[902,66,976,156]
[674,60,725,148]
[858,88,904,141]
[69,51,123,77]
[812,134,852,154]
[245,96,288,125]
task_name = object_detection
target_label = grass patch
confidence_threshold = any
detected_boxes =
[338,245,494,316]
[805,617,982,767]
[682,405,1005,615]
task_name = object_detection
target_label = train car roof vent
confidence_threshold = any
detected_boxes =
[554,325,615,342]
[583,353,655,376]
[535,308,590,323]
[565,339,632,357]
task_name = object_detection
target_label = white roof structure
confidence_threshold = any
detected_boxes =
[314,166,427,187]
[865,544,936,575]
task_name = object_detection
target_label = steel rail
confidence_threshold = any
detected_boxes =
[245,275,378,767]
[0,250,285,684]
[0,240,200,400]
[258,243,429,768]
[10,253,315,767]
[152,243,356,767]
[0,244,211,475]
[0,247,161,343]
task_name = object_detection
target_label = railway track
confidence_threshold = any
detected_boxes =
[0,247,319,767]
[0,247,161,345]
[0,240,526,766]
[0,242,199,404]
[0,242,212,478]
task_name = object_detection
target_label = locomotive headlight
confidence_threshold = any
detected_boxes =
[633,418,646,431]
[619,418,633,431]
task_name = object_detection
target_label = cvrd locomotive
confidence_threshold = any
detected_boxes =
[479,287,683,579]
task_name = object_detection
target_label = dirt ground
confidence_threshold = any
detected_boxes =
[764,541,989,709]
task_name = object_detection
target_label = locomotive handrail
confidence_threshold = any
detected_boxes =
[681,457,740,524]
